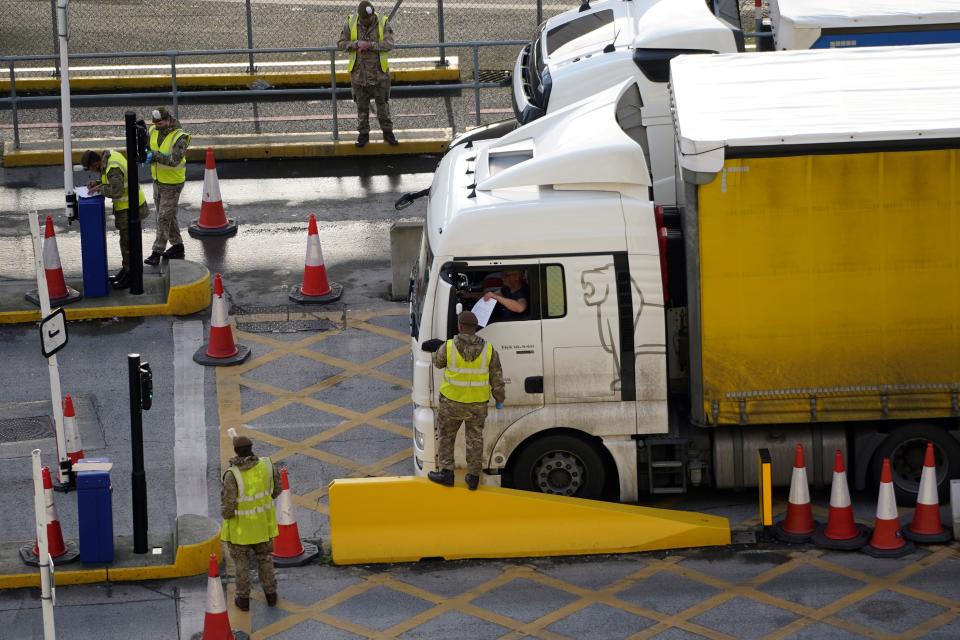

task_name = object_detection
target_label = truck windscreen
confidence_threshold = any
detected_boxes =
[546,9,615,56]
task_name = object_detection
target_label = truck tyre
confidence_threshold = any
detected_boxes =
[510,434,606,500]
[871,424,960,503]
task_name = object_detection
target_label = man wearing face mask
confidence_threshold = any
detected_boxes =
[338,1,399,148]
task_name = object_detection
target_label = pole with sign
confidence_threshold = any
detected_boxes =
[29,212,73,490]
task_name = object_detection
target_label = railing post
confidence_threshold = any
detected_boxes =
[330,50,339,141]
[9,63,20,150]
[536,0,543,29]
[49,0,60,78]
[170,55,179,119]
[473,45,481,128]
[245,0,256,72]
[436,0,447,67]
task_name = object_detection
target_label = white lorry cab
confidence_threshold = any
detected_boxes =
[411,81,665,502]
[504,0,740,207]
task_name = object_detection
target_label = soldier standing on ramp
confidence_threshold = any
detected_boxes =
[427,311,506,490]
[220,434,282,611]
[338,1,399,148]
[144,106,191,265]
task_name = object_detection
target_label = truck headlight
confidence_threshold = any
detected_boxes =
[414,427,425,450]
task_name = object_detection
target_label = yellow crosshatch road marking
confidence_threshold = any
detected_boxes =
[215,309,960,640]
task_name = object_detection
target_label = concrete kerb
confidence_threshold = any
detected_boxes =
[1,130,451,168]
[0,260,210,325]
[0,514,221,589]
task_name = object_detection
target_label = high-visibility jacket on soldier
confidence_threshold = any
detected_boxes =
[347,13,390,73]
[102,152,147,212]
[220,457,279,545]
[439,339,493,404]
[148,126,189,184]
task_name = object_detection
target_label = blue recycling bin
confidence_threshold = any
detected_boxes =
[77,459,114,563]
[77,193,110,297]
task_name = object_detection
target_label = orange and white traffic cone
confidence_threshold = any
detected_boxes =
[63,394,84,465]
[289,213,343,304]
[863,458,915,558]
[813,450,870,550]
[272,468,320,567]
[904,443,952,544]
[194,274,250,366]
[190,554,249,640]
[20,466,80,566]
[774,443,818,543]
[25,215,82,307]
[189,148,238,238]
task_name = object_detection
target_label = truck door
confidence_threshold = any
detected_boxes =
[436,260,545,409]
[540,255,635,429]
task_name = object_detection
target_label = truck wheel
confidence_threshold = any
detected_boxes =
[510,434,606,500]
[871,424,960,503]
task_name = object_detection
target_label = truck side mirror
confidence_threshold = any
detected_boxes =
[421,339,444,353]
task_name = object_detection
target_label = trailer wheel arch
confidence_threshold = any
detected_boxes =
[502,428,620,501]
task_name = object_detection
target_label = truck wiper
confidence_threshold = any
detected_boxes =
[395,188,430,211]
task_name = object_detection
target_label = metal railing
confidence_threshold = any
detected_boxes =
[1,41,526,150]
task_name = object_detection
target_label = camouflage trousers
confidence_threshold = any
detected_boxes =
[151,181,184,253]
[114,202,151,269]
[227,540,277,598]
[351,77,393,135]
[436,396,487,476]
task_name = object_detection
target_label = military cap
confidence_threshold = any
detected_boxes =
[151,106,173,123]
[233,435,253,453]
[458,311,478,327]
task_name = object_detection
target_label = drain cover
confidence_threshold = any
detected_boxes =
[0,416,55,443]
[478,69,511,85]
[233,304,342,334]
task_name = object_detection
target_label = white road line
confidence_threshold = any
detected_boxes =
[174,319,208,518]
[173,320,207,639]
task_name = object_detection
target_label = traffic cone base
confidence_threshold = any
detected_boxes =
[19,541,81,567]
[811,523,871,551]
[194,342,250,367]
[862,538,915,558]
[273,540,321,568]
[773,519,819,544]
[188,217,239,238]
[24,286,82,308]
[289,281,343,305]
[903,523,953,544]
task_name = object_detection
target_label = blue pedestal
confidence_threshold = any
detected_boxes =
[78,194,110,297]
[77,462,114,564]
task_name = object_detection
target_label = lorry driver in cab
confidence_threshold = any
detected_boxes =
[483,270,529,322]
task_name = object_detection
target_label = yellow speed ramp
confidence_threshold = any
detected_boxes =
[329,477,730,564]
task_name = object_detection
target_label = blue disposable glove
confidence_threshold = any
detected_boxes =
[145,151,153,165]
[495,402,504,410]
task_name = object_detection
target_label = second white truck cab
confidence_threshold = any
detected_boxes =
[509,0,740,206]
[412,81,666,502]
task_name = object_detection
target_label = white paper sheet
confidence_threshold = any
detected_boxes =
[74,186,91,199]
[471,297,497,328]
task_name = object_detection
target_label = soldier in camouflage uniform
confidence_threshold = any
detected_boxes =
[81,149,151,290]
[144,106,191,266]
[428,311,506,490]
[337,1,399,147]
[220,435,283,611]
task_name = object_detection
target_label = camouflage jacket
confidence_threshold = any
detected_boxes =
[433,334,506,403]
[337,15,394,85]
[152,117,190,168]
[220,454,283,520]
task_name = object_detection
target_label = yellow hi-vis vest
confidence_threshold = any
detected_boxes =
[102,152,147,212]
[347,13,390,73]
[439,339,493,404]
[220,458,278,545]
[148,125,190,184]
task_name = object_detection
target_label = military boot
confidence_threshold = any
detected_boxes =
[384,131,399,146]
[162,243,185,259]
[355,133,369,148]
[234,596,250,611]
[144,252,162,266]
[265,592,278,607]
[427,469,454,487]
[465,474,479,491]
